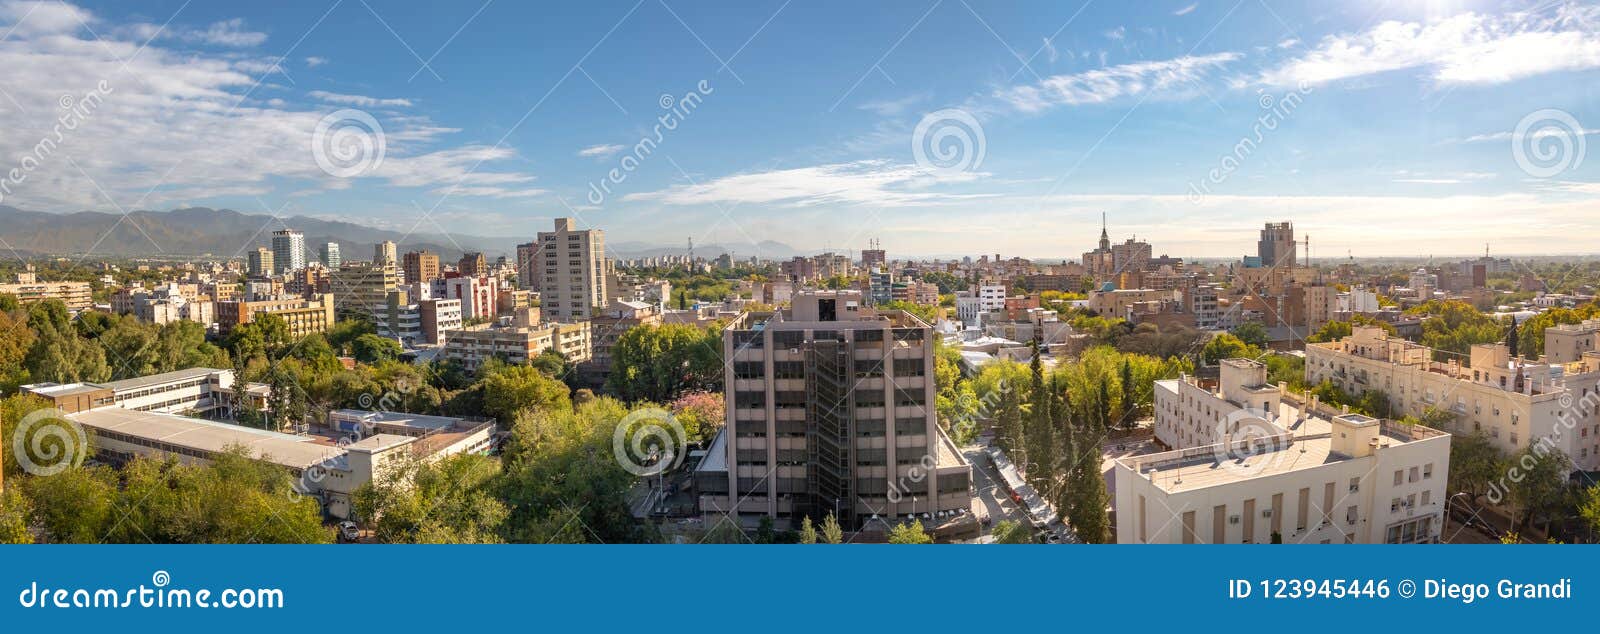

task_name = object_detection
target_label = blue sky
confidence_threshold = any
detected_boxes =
[3,0,1598,257]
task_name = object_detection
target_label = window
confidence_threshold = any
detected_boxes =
[1393,470,1403,486]
[1423,463,1433,479]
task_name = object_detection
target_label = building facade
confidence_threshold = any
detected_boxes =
[698,291,972,531]
[534,218,607,320]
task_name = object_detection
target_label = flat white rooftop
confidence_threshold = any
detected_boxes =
[71,408,340,471]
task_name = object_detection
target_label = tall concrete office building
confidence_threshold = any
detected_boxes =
[320,242,341,268]
[515,241,541,291]
[403,250,440,287]
[696,291,973,532]
[374,240,398,267]
[270,229,305,274]
[534,218,606,320]
[1258,221,1296,269]
[247,248,274,278]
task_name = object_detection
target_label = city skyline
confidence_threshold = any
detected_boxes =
[0,0,1596,259]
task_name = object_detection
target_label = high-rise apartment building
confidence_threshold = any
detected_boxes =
[247,248,275,278]
[534,218,607,320]
[270,229,306,274]
[697,291,973,532]
[515,241,541,291]
[320,242,341,268]
[374,240,398,267]
[403,250,440,286]
[458,251,486,277]
[1258,221,1296,269]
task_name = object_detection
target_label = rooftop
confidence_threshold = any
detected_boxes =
[1120,397,1445,493]
[100,367,223,392]
[71,409,340,471]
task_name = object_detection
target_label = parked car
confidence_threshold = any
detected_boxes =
[337,521,361,543]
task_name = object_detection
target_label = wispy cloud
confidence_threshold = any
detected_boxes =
[577,143,625,158]
[305,56,328,67]
[1261,8,1600,86]
[996,52,1241,111]
[1174,3,1198,17]
[623,160,993,208]
[858,92,929,116]
[308,90,414,108]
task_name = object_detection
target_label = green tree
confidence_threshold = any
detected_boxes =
[606,323,723,403]
[351,333,403,365]
[1202,333,1257,365]
[0,488,32,544]
[820,513,843,544]
[1228,322,1270,348]
[888,519,933,544]
[1579,486,1600,540]
[1504,446,1573,532]
[798,516,818,544]
[481,364,573,423]
[990,519,1033,544]
[355,453,508,543]
[23,300,108,383]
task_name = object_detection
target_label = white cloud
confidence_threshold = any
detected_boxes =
[997,52,1240,111]
[1105,26,1126,41]
[305,56,328,68]
[307,90,413,108]
[576,143,624,158]
[0,3,536,215]
[623,160,993,208]
[1174,3,1197,17]
[123,17,267,48]
[1262,8,1600,86]
[0,1,91,35]
[857,92,929,116]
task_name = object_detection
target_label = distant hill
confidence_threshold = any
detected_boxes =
[0,206,513,260]
[0,206,816,262]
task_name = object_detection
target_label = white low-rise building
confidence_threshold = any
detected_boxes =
[1121,362,1451,544]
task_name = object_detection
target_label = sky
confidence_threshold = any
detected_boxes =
[1,0,1598,259]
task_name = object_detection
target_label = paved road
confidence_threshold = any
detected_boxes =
[963,445,1028,533]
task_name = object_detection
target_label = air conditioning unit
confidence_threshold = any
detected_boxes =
[1228,515,1241,525]
[1349,484,1359,492]
[1261,509,1274,518]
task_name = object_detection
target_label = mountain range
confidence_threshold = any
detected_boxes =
[0,206,806,262]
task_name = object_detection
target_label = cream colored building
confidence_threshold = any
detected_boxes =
[441,308,591,371]
[533,217,607,321]
[1306,326,1600,470]
[1121,367,1450,544]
